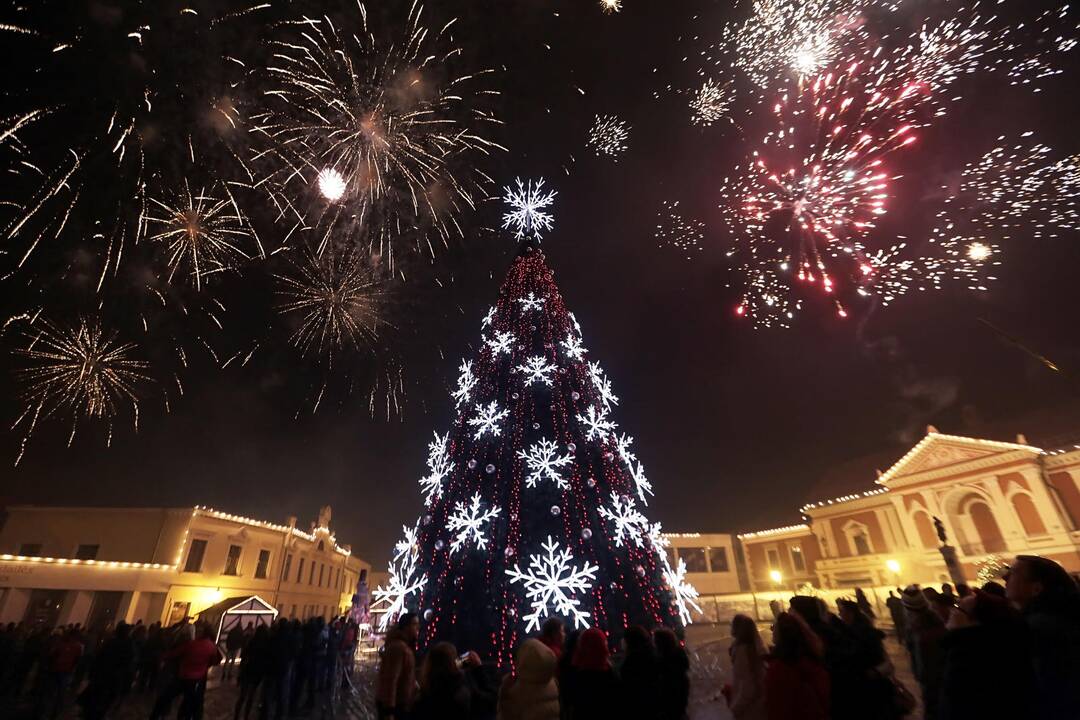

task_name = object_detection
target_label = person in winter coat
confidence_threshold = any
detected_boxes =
[376,613,419,719]
[836,600,897,720]
[939,589,1035,720]
[260,619,298,720]
[557,630,581,720]
[789,595,859,720]
[497,638,560,720]
[901,585,946,720]
[37,627,83,720]
[224,623,246,681]
[412,642,472,720]
[562,627,620,719]
[653,627,690,720]
[1005,554,1080,719]
[618,625,659,720]
[885,591,906,641]
[234,625,271,720]
[79,622,136,720]
[727,614,766,720]
[540,618,565,664]
[149,623,222,720]
[765,612,830,720]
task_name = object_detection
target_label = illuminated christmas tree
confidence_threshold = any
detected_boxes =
[376,238,697,666]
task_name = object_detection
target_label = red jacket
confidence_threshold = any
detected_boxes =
[765,656,830,720]
[49,637,84,674]
[166,638,223,680]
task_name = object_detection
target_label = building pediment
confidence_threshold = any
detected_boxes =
[878,431,1040,487]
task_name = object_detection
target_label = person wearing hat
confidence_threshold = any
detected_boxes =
[901,585,946,719]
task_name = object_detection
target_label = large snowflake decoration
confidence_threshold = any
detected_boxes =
[577,405,617,442]
[517,292,546,312]
[468,400,509,439]
[418,432,452,505]
[448,493,502,554]
[646,521,669,551]
[597,492,649,547]
[615,433,637,466]
[569,312,583,336]
[629,459,655,504]
[485,330,515,356]
[561,333,587,361]
[482,306,496,328]
[505,535,599,632]
[502,177,557,239]
[517,437,575,489]
[587,361,619,409]
[451,360,477,410]
[374,522,428,630]
[514,355,557,386]
[663,557,702,625]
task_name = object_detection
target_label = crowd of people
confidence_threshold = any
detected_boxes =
[724,554,1080,720]
[2,552,1077,719]
[0,613,364,720]
[375,613,691,720]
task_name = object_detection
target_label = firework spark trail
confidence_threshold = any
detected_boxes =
[11,316,151,464]
[145,181,254,291]
[275,245,387,366]
[251,2,504,268]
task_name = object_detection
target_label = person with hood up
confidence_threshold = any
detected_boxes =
[562,627,620,719]
[497,638,560,720]
[376,612,419,720]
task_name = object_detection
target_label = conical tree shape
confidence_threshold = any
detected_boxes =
[376,243,698,667]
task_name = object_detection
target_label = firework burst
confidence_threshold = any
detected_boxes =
[720,64,919,325]
[11,316,152,464]
[251,2,504,268]
[145,181,256,291]
[275,246,387,365]
[0,2,268,287]
[689,78,735,127]
[585,114,631,160]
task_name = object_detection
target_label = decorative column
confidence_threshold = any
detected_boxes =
[933,516,968,587]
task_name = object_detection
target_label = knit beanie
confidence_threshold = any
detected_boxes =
[901,584,929,612]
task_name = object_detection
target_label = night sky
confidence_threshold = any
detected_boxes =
[3,0,1080,567]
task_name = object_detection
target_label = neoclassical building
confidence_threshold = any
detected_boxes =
[740,429,1080,591]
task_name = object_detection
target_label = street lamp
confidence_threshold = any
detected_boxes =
[886,559,901,587]
[769,569,783,585]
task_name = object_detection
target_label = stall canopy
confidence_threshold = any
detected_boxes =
[197,595,279,645]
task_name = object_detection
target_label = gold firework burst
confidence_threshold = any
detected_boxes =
[145,181,254,290]
[12,316,151,462]
[275,247,386,364]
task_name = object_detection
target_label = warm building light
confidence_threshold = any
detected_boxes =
[886,559,901,575]
[769,569,782,584]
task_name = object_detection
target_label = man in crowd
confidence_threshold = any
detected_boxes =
[376,612,419,719]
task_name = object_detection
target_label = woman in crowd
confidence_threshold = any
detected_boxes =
[618,625,659,720]
[412,641,472,720]
[653,627,690,720]
[727,614,766,720]
[765,612,829,720]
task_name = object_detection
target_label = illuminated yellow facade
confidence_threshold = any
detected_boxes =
[0,504,370,629]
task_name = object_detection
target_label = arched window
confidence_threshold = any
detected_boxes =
[1011,493,1047,536]
[964,499,1006,554]
[913,511,938,549]
[317,540,325,552]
